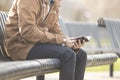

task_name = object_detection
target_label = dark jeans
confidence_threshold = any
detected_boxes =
[27,43,87,80]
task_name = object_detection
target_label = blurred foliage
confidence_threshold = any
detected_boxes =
[0,0,87,21]
[1,0,120,22]
[0,0,13,11]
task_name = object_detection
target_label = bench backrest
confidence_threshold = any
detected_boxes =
[0,11,7,45]
[98,18,120,57]
[0,11,9,60]
[59,20,113,54]
[0,11,115,57]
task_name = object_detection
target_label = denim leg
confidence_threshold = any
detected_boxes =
[59,49,76,80]
[36,75,44,80]
[26,43,76,80]
[75,49,87,80]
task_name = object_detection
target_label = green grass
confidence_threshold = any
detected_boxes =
[86,59,120,72]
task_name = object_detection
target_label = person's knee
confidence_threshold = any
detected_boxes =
[59,48,76,63]
[64,49,76,60]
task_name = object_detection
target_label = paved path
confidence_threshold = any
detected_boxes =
[21,71,120,80]
[84,71,120,80]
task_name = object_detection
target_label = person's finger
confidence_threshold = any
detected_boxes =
[76,39,82,47]
[77,39,81,45]
[81,40,85,46]
[66,42,74,48]
[73,41,80,49]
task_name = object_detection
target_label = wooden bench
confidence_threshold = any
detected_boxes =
[0,11,118,80]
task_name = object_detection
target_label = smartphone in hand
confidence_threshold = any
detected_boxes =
[70,36,91,43]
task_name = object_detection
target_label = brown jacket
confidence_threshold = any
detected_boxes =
[5,0,66,60]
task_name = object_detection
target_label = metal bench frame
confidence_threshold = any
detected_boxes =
[0,11,118,80]
[98,17,120,77]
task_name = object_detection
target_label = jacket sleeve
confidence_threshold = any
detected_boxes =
[17,0,65,44]
[50,21,65,35]
[49,21,66,44]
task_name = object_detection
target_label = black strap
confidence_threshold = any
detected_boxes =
[50,0,54,4]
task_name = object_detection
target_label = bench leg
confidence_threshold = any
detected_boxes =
[36,75,44,80]
[110,64,114,77]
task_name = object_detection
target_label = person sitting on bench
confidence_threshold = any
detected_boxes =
[4,0,87,80]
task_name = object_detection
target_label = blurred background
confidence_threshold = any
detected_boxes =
[1,0,120,22]
[0,0,120,80]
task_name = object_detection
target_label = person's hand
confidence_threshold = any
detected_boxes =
[65,38,76,48]
[72,39,85,50]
